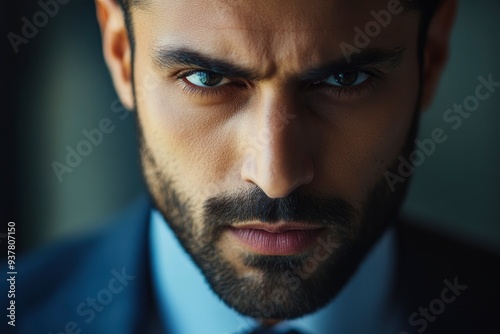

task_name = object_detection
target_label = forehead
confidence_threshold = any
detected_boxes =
[135,0,416,27]
[133,0,419,73]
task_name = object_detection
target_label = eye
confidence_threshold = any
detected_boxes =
[183,70,231,87]
[322,71,370,87]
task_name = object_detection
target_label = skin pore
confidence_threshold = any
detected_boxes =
[97,0,456,323]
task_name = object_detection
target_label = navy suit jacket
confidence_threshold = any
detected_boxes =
[2,194,500,334]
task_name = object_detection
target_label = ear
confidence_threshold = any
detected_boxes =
[420,0,458,111]
[96,0,134,110]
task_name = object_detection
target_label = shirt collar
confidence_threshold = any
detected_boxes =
[150,210,398,334]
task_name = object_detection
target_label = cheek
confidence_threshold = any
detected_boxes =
[134,63,241,203]
[315,63,420,202]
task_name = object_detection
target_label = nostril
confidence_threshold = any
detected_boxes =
[241,155,315,199]
[303,162,315,185]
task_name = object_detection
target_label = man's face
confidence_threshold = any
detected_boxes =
[131,0,421,320]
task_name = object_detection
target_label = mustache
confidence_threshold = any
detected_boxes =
[203,186,357,227]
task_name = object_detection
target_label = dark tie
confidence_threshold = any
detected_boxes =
[246,327,304,334]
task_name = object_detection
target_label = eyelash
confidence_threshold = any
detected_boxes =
[311,71,382,99]
[175,70,244,98]
[180,82,226,98]
[175,69,382,99]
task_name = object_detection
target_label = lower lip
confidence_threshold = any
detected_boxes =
[228,227,324,255]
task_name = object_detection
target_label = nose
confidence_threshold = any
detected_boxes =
[240,88,314,198]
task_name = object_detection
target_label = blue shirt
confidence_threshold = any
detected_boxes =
[150,210,402,334]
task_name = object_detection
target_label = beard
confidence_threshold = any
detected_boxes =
[138,112,418,320]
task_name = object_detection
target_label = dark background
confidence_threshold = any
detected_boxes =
[2,0,500,254]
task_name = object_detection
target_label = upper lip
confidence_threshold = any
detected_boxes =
[230,222,324,233]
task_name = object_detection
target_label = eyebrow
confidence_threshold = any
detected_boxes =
[152,47,260,80]
[300,47,406,81]
[152,46,406,81]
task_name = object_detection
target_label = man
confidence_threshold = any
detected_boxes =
[4,0,500,333]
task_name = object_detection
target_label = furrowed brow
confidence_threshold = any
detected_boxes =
[302,47,406,81]
[152,47,259,80]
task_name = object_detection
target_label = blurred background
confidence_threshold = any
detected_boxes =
[2,0,499,254]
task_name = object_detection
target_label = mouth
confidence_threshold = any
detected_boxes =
[227,222,326,256]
